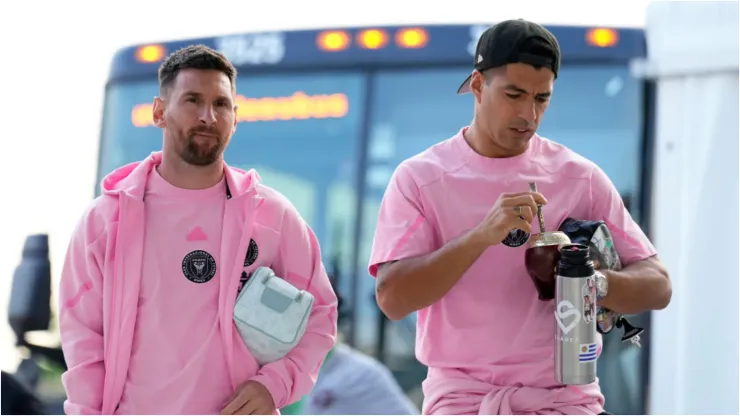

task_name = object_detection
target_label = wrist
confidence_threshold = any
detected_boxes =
[466,226,494,250]
[249,373,284,409]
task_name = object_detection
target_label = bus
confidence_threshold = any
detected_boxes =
[97,23,650,413]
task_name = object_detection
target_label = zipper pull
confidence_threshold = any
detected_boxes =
[237,271,250,295]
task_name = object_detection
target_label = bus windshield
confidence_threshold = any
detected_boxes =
[100,61,645,414]
[100,62,643,336]
[99,62,643,352]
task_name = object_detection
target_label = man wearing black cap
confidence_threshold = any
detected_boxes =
[368,19,671,414]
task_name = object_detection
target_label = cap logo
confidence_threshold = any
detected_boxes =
[477,54,484,64]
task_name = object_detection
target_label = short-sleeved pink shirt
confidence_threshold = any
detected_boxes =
[368,127,656,414]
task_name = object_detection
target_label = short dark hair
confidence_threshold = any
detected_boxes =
[158,44,237,96]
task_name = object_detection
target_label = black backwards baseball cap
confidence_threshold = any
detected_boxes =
[457,19,561,94]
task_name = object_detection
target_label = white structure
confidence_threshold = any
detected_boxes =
[632,1,739,414]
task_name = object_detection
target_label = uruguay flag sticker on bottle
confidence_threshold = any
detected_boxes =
[579,343,598,363]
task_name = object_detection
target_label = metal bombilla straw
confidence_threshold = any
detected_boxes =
[529,182,546,233]
[523,181,571,301]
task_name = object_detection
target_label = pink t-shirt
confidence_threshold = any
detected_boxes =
[368,127,657,414]
[116,168,232,415]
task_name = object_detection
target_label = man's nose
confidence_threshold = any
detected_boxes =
[518,101,537,124]
[199,105,217,124]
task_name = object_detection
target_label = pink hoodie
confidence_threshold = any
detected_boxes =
[58,152,338,414]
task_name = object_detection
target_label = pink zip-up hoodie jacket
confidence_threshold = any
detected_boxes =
[58,152,338,415]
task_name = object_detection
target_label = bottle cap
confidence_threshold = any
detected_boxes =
[559,244,590,262]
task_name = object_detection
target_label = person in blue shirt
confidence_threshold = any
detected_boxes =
[281,276,419,415]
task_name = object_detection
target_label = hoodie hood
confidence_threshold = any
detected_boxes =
[100,151,261,200]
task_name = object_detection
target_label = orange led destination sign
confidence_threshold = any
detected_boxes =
[131,92,349,127]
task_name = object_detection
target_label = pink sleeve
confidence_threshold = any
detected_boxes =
[58,210,106,415]
[368,163,438,277]
[589,165,658,265]
[249,204,338,409]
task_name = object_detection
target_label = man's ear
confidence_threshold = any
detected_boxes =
[152,97,166,128]
[232,104,239,134]
[470,70,485,104]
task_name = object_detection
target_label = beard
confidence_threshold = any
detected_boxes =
[175,126,227,166]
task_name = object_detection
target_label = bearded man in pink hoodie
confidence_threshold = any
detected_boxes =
[58,45,338,415]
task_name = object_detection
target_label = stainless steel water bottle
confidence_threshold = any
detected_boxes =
[554,244,598,385]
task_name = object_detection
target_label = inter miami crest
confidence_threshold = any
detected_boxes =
[182,250,217,283]
[502,228,530,248]
[244,239,259,267]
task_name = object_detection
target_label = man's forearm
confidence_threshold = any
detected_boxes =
[376,227,490,320]
[598,256,672,314]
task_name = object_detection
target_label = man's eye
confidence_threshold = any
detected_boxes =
[506,94,520,99]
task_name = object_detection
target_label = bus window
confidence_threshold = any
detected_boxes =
[98,72,367,316]
[364,64,645,414]
[540,65,644,219]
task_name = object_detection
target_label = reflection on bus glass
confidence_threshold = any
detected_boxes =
[130,91,349,127]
